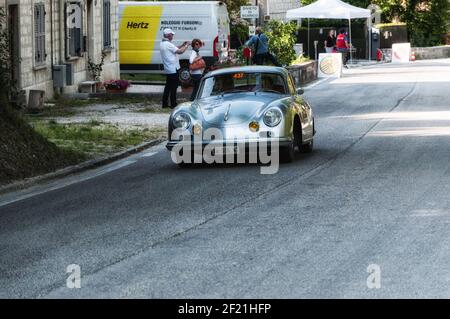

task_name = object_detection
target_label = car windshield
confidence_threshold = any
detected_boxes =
[198,72,287,98]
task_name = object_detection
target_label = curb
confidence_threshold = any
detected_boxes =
[0,138,165,196]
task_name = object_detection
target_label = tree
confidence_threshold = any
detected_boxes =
[222,0,251,47]
[405,0,449,46]
[265,20,297,66]
[0,7,11,108]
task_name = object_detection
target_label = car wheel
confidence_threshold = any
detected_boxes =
[300,139,314,153]
[293,116,302,151]
[179,66,192,88]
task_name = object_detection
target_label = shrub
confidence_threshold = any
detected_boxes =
[265,20,297,66]
[87,52,106,82]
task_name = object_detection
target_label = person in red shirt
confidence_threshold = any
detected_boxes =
[336,29,350,66]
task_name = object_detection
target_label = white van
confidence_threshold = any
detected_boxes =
[118,1,230,84]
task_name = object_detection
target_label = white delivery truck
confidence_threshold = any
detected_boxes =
[118,1,230,85]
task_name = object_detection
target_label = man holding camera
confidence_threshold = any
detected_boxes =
[160,28,190,109]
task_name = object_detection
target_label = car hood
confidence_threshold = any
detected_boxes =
[197,93,279,126]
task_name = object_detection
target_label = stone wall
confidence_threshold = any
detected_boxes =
[286,61,318,87]
[412,45,450,60]
[1,0,120,103]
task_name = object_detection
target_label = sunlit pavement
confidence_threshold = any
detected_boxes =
[0,59,449,298]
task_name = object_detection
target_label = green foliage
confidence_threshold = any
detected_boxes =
[405,0,449,46]
[291,55,311,65]
[265,20,297,66]
[87,52,106,82]
[30,120,165,157]
[0,7,11,107]
[229,11,250,47]
[0,7,20,108]
[375,22,406,28]
[224,0,249,47]
[221,0,248,14]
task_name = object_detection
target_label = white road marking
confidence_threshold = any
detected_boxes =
[0,160,137,208]
[141,151,158,158]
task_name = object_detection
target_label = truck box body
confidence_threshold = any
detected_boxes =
[118,1,230,80]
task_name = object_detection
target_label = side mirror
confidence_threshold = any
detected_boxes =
[297,88,304,95]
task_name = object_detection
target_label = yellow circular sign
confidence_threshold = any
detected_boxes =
[320,56,338,75]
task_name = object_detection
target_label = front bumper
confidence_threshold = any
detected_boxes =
[166,137,292,151]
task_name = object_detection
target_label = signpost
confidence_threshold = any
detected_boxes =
[241,5,259,47]
[240,6,259,19]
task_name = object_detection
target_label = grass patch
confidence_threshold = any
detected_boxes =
[25,104,78,118]
[30,120,166,158]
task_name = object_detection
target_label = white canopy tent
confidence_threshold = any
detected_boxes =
[286,0,371,63]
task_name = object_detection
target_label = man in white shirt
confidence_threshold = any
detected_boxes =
[160,28,189,108]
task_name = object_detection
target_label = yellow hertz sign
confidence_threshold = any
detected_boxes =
[119,5,163,64]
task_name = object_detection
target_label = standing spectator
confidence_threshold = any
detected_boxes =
[245,26,281,66]
[160,28,189,109]
[324,29,336,53]
[189,39,205,101]
[336,29,350,66]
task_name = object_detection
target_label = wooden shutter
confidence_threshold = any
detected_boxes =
[103,0,111,48]
[34,3,46,65]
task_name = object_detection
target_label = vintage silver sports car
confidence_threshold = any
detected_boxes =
[166,65,315,164]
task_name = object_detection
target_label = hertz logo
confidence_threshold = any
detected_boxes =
[126,21,149,29]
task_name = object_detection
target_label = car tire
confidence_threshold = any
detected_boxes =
[300,139,314,153]
[179,65,192,88]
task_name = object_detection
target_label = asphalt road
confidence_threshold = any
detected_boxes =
[1,59,450,298]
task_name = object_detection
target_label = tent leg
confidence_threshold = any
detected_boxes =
[308,18,310,59]
[368,18,371,61]
[348,18,352,65]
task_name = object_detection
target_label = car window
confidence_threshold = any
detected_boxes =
[199,72,287,98]
[287,74,297,95]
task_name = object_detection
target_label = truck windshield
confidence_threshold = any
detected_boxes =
[198,72,287,98]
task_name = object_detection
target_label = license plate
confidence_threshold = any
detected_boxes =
[214,146,239,155]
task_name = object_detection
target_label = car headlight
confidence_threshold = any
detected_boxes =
[263,108,282,127]
[172,112,191,129]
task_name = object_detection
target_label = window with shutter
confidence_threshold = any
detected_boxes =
[34,3,46,66]
[65,1,84,59]
[103,0,111,49]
